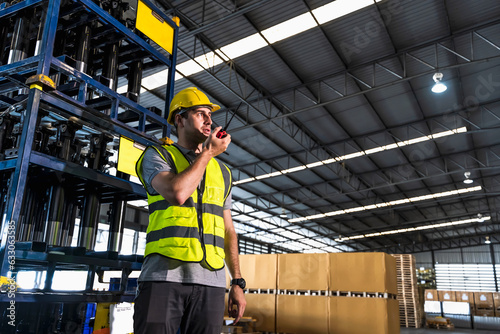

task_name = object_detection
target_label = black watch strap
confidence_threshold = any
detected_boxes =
[230,278,246,289]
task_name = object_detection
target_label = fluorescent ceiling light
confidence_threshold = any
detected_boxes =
[335,215,490,242]
[305,161,324,168]
[234,127,467,185]
[282,166,307,174]
[289,185,482,223]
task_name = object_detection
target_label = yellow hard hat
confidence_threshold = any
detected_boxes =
[167,87,220,125]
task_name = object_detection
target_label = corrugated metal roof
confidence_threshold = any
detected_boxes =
[135,0,500,253]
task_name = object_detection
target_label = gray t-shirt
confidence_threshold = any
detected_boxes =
[137,144,230,288]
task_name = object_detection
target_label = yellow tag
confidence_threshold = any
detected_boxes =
[117,136,146,177]
[30,84,43,91]
[136,0,176,54]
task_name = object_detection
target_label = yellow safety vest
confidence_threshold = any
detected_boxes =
[136,144,232,270]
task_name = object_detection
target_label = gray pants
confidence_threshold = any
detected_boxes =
[133,281,225,334]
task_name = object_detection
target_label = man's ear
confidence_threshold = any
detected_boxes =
[175,114,183,128]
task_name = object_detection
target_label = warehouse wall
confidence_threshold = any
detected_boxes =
[414,245,499,266]
[413,245,500,292]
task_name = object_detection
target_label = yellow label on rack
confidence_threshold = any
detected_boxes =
[117,136,146,177]
[136,0,176,54]
[30,84,43,91]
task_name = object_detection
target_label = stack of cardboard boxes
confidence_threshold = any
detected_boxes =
[474,292,495,317]
[424,289,500,317]
[226,252,400,334]
[495,294,500,317]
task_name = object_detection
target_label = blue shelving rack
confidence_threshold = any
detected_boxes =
[0,0,178,311]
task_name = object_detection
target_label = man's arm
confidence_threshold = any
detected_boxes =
[224,209,246,323]
[151,128,229,205]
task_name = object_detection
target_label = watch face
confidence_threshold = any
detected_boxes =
[232,278,246,289]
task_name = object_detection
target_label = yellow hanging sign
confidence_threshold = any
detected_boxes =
[136,0,176,55]
[117,136,146,177]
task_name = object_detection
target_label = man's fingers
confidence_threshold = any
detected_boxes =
[234,309,242,324]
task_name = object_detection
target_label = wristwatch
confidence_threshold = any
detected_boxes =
[230,278,246,289]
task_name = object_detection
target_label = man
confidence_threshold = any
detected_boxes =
[134,87,246,334]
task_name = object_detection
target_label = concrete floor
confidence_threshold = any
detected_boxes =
[401,328,500,334]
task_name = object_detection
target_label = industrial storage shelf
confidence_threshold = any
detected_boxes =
[14,249,143,270]
[0,245,144,302]
[0,159,16,170]
[0,291,135,303]
[0,153,145,198]
[31,152,145,197]
[0,0,179,296]
[0,0,177,137]
[0,60,171,138]
[0,0,174,67]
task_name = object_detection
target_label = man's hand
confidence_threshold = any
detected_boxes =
[203,126,231,157]
[228,284,246,324]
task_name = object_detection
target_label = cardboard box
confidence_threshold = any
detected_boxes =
[424,289,438,301]
[474,292,494,308]
[244,293,276,333]
[438,290,456,302]
[456,291,474,303]
[329,252,397,294]
[239,254,278,290]
[278,253,329,290]
[276,295,328,334]
[474,308,495,317]
[493,292,500,309]
[329,297,400,334]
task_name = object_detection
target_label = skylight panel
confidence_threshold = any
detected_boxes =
[261,12,317,44]
[312,0,376,25]
[219,33,268,59]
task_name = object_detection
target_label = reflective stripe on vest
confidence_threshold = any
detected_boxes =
[136,144,231,270]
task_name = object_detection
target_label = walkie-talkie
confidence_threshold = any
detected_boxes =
[216,103,241,138]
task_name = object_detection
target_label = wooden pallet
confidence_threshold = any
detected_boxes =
[392,254,422,328]
[223,317,259,334]
[426,317,454,330]
[427,323,455,330]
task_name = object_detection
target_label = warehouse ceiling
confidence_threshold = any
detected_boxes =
[131,0,500,254]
